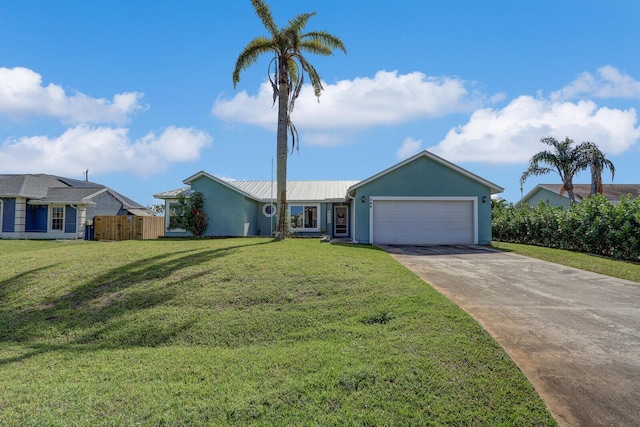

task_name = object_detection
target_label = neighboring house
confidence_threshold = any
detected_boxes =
[518,184,640,209]
[0,174,152,240]
[154,150,504,245]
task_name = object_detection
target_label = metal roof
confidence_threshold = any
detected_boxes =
[231,180,359,201]
[154,181,358,202]
[153,187,194,199]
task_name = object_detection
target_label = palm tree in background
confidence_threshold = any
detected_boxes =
[232,0,346,239]
[585,143,615,196]
[520,137,593,203]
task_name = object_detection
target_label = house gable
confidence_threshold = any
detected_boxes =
[348,150,503,196]
[519,185,572,209]
[347,151,501,245]
[188,173,254,236]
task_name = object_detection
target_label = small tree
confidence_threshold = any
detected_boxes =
[584,142,615,196]
[168,192,208,237]
[520,137,592,203]
[147,204,165,216]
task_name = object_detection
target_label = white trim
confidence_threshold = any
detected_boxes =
[369,196,478,245]
[288,203,321,232]
[165,200,186,232]
[49,205,65,233]
[14,197,26,234]
[262,203,276,217]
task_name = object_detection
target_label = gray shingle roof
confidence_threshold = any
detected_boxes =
[538,184,640,201]
[28,187,101,205]
[0,174,145,208]
[0,174,68,198]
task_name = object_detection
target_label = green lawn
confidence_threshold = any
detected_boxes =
[492,241,640,283]
[0,238,555,426]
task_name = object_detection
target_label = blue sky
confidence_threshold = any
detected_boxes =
[0,0,638,205]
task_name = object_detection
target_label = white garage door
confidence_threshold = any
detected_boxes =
[371,198,476,245]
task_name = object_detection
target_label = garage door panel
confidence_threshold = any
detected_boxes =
[372,199,474,245]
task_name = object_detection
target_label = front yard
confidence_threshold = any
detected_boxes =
[0,238,555,425]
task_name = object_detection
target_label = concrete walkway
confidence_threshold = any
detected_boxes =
[382,245,640,427]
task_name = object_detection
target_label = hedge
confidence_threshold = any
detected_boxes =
[492,194,640,261]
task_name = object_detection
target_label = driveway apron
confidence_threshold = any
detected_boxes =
[382,245,640,427]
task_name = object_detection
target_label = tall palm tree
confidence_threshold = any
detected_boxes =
[233,0,346,239]
[520,137,592,203]
[584,143,615,196]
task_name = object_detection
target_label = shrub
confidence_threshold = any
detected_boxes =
[167,191,209,237]
[492,195,640,261]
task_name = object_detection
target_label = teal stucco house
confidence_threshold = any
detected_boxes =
[154,150,504,245]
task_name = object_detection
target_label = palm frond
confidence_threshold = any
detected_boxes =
[287,117,299,153]
[300,39,333,56]
[303,31,347,54]
[233,37,274,87]
[288,12,315,33]
[250,0,278,36]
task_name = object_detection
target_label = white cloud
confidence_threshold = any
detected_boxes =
[0,67,147,124]
[551,65,640,101]
[429,96,640,164]
[213,70,481,145]
[396,137,422,159]
[0,125,212,176]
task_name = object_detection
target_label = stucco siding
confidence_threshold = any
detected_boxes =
[244,198,258,236]
[256,202,276,236]
[191,176,248,236]
[352,156,494,244]
[523,188,571,209]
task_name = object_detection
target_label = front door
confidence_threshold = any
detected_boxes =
[333,205,349,237]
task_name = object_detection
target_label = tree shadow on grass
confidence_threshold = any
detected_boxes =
[0,240,274,365]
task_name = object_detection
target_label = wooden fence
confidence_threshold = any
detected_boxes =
[93,216,164,241]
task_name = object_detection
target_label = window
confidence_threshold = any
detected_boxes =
[289,204,319,230]
[263,203,276,217]
[167,201,184,230]
[51,206,64,231]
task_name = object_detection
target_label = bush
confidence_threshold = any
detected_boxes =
[492,195,640,261]
[167,191,209,237]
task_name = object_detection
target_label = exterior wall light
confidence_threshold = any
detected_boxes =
[361,196,366,203]
[482,196,487,203]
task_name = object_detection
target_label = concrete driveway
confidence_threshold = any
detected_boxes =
[382,245,640,427]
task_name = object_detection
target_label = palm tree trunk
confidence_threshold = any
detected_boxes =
[275,78,290,239]
[564,179,576,203]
